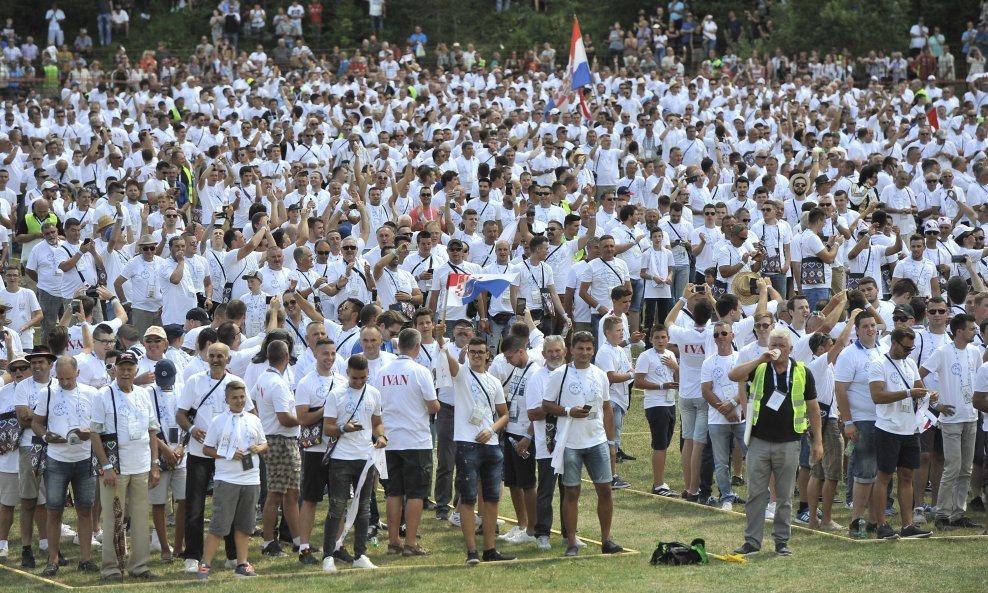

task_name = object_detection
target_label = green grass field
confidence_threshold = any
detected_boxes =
[3,392,987,593]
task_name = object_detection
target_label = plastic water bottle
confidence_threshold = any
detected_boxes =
[844,441,855,458]
[370,536,379,548]
[508,437,530,459]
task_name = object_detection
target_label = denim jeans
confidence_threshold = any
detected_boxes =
[802,287,830,313]
[455,441,504,505]
[45,457,96,509]
[534,457,566,539]
[709,423,748,502]
[670,265,691,301]
[97,13,112,46]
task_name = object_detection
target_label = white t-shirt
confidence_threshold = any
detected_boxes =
[92,382,157,476]
[35,384,97,463]
[869,355,922,435]
[374,356,437,450]
[595,342,632,411]
[1,288,41,346]
[177,372,253,458]
[700,352,742,425]
[294,369,343,450]
[581,258,630,312]
[518,260,554,312]
[14,379,53,447]
[668,324,711,399]
[252,366,299,437]
[525,365,556,460]
[452,366,505,445]
[489,355,540,438]
[834,342,883,423]
[324,382,382,460]
[203,410,265,485]
[923,342,979,424]
[543,363,610,450]
[635,348,677,408]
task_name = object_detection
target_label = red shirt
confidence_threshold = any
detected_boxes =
[409,206,440,231]
[308,2,323,24]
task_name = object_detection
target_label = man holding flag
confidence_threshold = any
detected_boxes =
[429,239,483,338]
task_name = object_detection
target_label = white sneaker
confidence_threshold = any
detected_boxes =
[352,555,377,570]
[184,558,200,573]
[322,556,337,573]
[224,559,237,569]
[475,514,482,526]
[60,524,77,538]
[765,502,777,521]
[73,534,80,546]
[512,532,537,545]
[447,511,461,527]
[94,529,103,543]
[574,538,587,549]
[496,518,505,526]
[0,547,8,561]
[912,507,926,525]
[150,530,161,553]
[721,500,733,511]
[536,536,551,551]
[497,526,524,541]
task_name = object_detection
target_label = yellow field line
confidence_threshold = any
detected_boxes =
[600,479,988,543]
[0,563,76,589]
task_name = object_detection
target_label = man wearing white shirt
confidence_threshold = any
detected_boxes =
[374,329,439,556]
[579,236,631,344]
[658,202,694,300]
[716,224,762,296]
[749,200,791,296]
[868,327,934,539]
[540,332,623,557]
[880,171,918,236]
[252,341,302,556]
[159,236,200,326]
[892,235,939,298]
[25,222,67,340]
[176,343,249,572]
[320,354,386,572]
[90,351,160,581]
[700,322,745,510]
[835,311,883,538]
[922,314,983,530]
[589,134,624,199]
[33,356,99,575]
[444,336,513,563]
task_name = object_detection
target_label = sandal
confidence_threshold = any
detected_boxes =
[386,543,403,555]
[402,544,430,557]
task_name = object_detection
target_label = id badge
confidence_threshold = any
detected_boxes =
[766,390,786,412]
[469,403,486,426]
[509,402,519,422]
[147,283,156,299]
[128,416,143,440]
[964,389,973,404]
[241,455,254,470]
[666,388,677,403]
[900,399,912,413]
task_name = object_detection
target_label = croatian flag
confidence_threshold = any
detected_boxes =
[446,273,517,307]
[926,107,939,131]
[545,16,593,120]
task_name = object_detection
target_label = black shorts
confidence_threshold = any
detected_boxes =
[502,435,536,489]
[384,449,433,499]
[875,428,921,474]
[300,451,331,503]
[645,406,676,451]
[919,426,936,454]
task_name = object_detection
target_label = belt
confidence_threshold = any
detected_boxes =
[439,402,454,410]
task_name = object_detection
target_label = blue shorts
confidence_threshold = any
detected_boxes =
[629,278,645,313]
[849,420,879,484]
[455,441,504,505]
[44,457,97,509]
[562,442,612,487]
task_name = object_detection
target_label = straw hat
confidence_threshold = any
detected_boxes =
[732,271,762,307]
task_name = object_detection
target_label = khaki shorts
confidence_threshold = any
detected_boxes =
[810,419,843,482]
[0,471,19,506]
[262,435,301,494]
[18,447,46,504]
[149,466,188,505]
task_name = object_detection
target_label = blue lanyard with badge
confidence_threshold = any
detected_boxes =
[765,360,793,412]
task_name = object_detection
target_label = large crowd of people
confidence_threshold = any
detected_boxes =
[1,0,988,584]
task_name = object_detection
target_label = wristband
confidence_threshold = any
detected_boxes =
[844,420,855,426]
[102,463,114,471]
[906,388,911,400]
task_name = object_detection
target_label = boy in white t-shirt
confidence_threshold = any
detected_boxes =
[198,380,267,579]
[596,316,634,491]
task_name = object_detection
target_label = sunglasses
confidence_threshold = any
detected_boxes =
[754,323,772,329]
[704,212,716,216]
[448,247,463,252]
[714,331,731,337]
[892,316,911,323]
[317,250,330,256]
[285,300,297,306]
[9,365,29,372]
[144,337,164,343]
[342,246,358,251]
[927,309,948,314]
[760,208,773,212]
[166,214,180,218]
[141,246,156,252]
[741,219,750,223]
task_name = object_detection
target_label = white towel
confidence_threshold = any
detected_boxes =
[550,417,572,475]
[215,412,249,460]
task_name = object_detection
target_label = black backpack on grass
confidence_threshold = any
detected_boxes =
[650,538,708,566]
